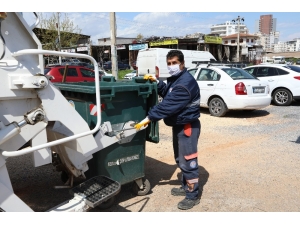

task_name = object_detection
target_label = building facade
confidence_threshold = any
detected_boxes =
[210,21,248,37]
[222,33,262,62]
[273,38,300,52]
[255,31,280,52]
[255,14,277,34]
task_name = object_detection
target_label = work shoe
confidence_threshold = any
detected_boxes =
[177,198,200,210]
[171,187,186,196]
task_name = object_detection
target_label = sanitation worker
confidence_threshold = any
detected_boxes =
[134,49,201,210]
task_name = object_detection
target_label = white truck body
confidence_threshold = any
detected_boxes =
[136,48,216,81]
[0,12,147,212]
[273,56,285,64]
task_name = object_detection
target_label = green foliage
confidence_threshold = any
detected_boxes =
[35,12,82,50]
[118,69,132,79]
[136,33,143,41]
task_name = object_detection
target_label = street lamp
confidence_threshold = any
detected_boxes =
[232,16,244,62]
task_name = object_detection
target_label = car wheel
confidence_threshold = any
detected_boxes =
[272,88,292,106]
[209,97,228,117]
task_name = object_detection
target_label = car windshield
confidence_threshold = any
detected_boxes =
[283,65,300,73]
[222,68,257,80]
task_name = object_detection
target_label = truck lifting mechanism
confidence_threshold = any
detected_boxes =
[0,12,148,212]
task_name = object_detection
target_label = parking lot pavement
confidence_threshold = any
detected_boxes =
[5,101,300,212]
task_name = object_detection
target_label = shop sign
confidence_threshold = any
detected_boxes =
[149,39,178,47]
[129,43,148,51]
[77,46,88,52]
[61,49,75,53]
[204,36,222,44]
[116,45,126,50]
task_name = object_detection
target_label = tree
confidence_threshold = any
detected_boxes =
[34,12,82,50]
[136,33,144,42]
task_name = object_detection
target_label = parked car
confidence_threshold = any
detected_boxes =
[67,62,94,70]
[131,61,137,70]
[296,60,300,65]
[44,65,102,83]
[124,70,137,80]
[61,58,81,64]
[244,64,300,106]
[103,61,130,71]
[100,69,113,76]
[281,65,300,73]
[186,64,271,117]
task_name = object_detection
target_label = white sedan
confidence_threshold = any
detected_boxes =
[187,65,272,117]
[124,70,137,80]
[244,64,300,106]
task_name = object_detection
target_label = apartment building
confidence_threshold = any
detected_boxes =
[255,31,280,52]
[255,14,277,34]
[273,38,300,52]
[210,21,248,37]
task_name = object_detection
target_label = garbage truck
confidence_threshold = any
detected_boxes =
[0,12,158,212]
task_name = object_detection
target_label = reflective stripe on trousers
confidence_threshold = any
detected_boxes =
[172,119,201,199]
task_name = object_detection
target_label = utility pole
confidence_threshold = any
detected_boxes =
[110,12,118,80]
[232,16,244,62]
[57,12,62,65]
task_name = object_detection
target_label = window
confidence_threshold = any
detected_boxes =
[240,39,243,43]
[197,69,216,81]
[210,70,221,81]
[231,40,236,44]
[188,69,198,77]
[276,68,289,75]
[225,41,228,44]
[222,68,256,80]
[244,68,255,75]
[246,39,249,42]
[251,39,254,43]
[256,67,278,77]
[58,68,78,77]
[80,68,95,77]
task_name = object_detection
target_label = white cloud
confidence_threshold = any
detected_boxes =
[286,32,300,41]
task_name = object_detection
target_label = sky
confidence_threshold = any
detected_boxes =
[7,0,300,45]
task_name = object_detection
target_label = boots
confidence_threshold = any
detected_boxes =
[177,198,200,210]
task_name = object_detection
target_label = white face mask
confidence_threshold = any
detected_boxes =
[167,64,181,76]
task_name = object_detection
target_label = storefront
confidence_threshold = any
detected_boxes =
[128,43,148,67]
[199,35,223,61]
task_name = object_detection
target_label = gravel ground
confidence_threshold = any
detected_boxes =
[4,101,300,212]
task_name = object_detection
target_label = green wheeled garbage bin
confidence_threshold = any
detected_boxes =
[54,76,159,207]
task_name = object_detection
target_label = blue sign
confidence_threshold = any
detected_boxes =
[129,43,148,51]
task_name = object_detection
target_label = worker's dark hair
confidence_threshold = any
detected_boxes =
[166,50,184,63]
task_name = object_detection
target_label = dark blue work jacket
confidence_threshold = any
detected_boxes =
[148,68,201,126]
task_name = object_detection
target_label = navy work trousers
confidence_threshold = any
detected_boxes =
[172,119,201,199]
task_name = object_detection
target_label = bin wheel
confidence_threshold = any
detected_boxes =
[97,196,116,210]
[132,178,151,196]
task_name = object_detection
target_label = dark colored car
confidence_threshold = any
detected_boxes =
[103,61,130,71]
[283,65,300,73]
[131,61,137,70]
[296,60,300,65]
[44,65,102,82]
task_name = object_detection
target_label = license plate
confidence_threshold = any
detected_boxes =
[253,87,265,94]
